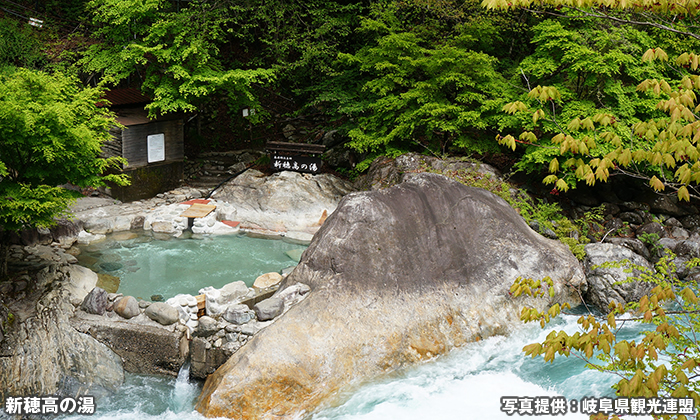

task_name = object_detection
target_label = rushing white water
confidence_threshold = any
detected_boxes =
[55,312,654,420]
[313,313,633,420]
[169,362,198,414]
[58,363,214,420]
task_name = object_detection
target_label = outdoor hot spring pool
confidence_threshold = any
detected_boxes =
[75,230,307,300]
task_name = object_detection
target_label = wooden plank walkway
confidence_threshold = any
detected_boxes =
[180,203,217,218]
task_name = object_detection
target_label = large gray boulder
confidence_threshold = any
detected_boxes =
[584,243,655,311]
[354,152,502,191]
[213,170,355,233]
[196,173,585,419]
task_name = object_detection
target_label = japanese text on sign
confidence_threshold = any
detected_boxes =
[271,154,322,174]
[500,396,694,416]
[4,396,95,415]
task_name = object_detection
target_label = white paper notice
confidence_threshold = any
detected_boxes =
[147,133,165,163]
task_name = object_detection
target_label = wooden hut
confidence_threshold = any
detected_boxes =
[100,89,185,201]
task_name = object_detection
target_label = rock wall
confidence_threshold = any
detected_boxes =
[213,170,355,233]
[0,264,124,402]
[583,243,655,311]
[196,173,586,419]
[71,311,188,377]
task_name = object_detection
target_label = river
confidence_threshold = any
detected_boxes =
[58,312,655,420]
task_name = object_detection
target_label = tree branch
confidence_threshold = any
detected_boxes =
[522,7,700,41]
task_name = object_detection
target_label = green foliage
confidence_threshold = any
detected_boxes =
[491,7,700,201]
[0,18,47,69]
[511,199,591,259]
[0,67,128,231]
[639,232,664,256]
[253,155,271,167]
[225,0,365,99]
[354,147,411,175]
[342,25,512,156]
[514,253,700,419]
[82,0,275,116]
[575,206,606,241]
[3,312,15,333]
[311,0,537,160]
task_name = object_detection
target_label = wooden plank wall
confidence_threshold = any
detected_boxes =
[101,127,124,164]
[121,120,184,168]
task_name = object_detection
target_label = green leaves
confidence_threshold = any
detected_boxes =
[344,27,510,155]
[0,67,128,231]
[495,14,700,201]
[482,0,700,15]
[515,252,700,416]
[642,48,669,62]
[83,0,276,116]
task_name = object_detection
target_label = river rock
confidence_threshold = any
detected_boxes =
[222,304,255,325]
[253,297,284,321]
[114,296,140,319]
[145,302,179,326]
[285,249,305,262]
[283,231,314,245]
[220,281,249,303]
[253,272,283,289]
[636,222,665,238]
[77,230,106,245]
[647,194,698,217]
[100,261,123,272]
[583,243,655,311]
[194,316,219,338]
[196,173,585,419]
[659,238,681,254]
[675,240,700,258]
[200,283,252,316]
[681,214,700,230]
[669,226,690,239]
[96,273,120,293]
[81,287,108,315]
[213,170,355,233]
[604,237,651,260]
[65,265,99,303]
[274,282,311,312]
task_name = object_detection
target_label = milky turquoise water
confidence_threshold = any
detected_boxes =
[76,231,306,300]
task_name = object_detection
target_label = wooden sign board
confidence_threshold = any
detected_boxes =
[271,154,322,174]
[180,203,216,218]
